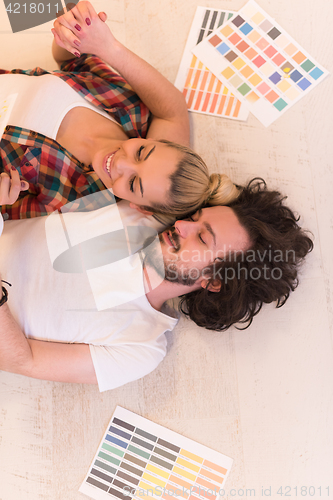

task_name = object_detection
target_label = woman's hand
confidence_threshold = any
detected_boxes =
[0,169,29,206]
[52,0,190,146]
[52,1,113,59]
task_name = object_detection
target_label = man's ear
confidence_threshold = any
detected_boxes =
[129,203,154,216]
[200,278,221,293]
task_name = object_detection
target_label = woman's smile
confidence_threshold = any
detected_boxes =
[103,150,118,180]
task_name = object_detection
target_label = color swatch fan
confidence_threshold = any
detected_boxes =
[193,0,329,126]
[175,7,249,121]
[80,406,233,500]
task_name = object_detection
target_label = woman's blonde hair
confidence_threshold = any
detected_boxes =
[143,140,240,220]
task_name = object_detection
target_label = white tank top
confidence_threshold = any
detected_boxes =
[0,73,121,140]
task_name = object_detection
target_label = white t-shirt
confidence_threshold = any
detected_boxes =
[0,201,178,391]
[0,73,122,139]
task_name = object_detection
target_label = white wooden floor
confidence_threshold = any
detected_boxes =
[0,0,332,499]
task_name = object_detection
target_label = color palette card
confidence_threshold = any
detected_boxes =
[174,7,249,121]
[79,407,233,500]
[193,0,329,127]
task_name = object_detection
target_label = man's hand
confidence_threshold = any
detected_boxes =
[0,168,29,206]
[52,1,111,59]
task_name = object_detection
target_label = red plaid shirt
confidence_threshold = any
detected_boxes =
[0,54,150,219]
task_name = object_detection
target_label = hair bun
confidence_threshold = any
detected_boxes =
[207,173,240,205]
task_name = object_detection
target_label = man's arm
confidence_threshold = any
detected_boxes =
[0,302,97,384]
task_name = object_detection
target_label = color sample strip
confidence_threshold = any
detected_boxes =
[192,0,329,126]
[174,7,249,121]
[80,407,233,500]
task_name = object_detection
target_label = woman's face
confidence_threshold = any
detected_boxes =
[92,139,180,210]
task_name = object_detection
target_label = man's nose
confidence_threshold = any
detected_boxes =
[174,219,197,239]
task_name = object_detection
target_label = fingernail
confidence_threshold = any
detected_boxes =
[11,166,16,171]
[75,24,81,31]
[85,18,91,26]
[74,39,80,47]
[21,182,27,189]
[74,51,80,58]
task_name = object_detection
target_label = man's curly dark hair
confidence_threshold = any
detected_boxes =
[178,178,313,331]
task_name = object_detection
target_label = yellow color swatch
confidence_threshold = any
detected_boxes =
[249,73,262,86]
[176,457,200,473]
[190,55,197,69]
[146,464,170,479]
[142,473,166,488]
[180,449,204,464]
[251,12,265,24]
[277,79,292,92]
[221,67,235,80]
[139,481,159,493]
[173,466,196,482]
[232,57,246,70]
[220,25,234,37]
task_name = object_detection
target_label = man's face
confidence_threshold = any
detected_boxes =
[156,206,250,286]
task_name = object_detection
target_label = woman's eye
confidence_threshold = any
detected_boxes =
[137,145,144,159]
[129,176,136,193]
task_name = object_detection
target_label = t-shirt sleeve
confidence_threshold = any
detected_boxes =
[89,340,167,392]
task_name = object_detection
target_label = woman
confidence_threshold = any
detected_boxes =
[0,1,239,220]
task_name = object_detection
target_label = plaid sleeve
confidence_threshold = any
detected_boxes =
[0,67,50,77]
[1,195,54,219]
[1,54,150,138]
[1,188,116,219]
[56,54,150,138]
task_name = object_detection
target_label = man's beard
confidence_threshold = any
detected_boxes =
[142,227,202,287]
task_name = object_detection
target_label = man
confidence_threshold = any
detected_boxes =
[0,180,313,391]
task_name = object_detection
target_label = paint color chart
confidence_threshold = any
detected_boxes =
[175,7,249,121]
[193,0,329,126]
[80,407,233,500]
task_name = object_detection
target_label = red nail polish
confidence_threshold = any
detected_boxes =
[11,166,16,171]
[75,24,81,31]
[74,51,80,58]
[86,18,91,26]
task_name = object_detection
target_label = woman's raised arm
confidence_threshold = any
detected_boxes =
[52,1,190,146]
